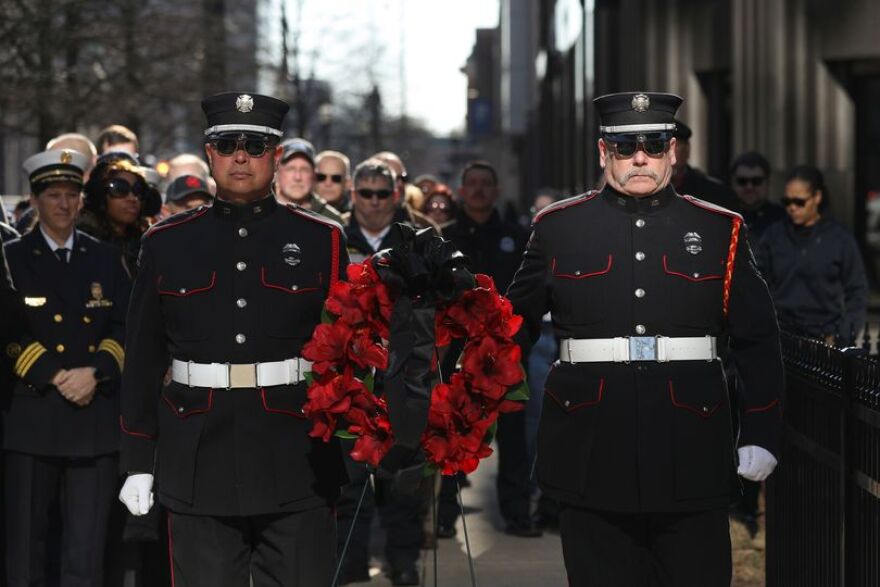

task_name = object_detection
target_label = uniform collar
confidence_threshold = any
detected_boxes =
[38,224,74,252]
[600,183,676,214]
[212,193,277,221]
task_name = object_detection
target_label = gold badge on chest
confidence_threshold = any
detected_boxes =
[85,282,113,308]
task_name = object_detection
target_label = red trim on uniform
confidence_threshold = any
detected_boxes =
[546,379,604,411]
[162,389,214,417]
[145,207,209,238]
[259,267,320,294]
[330,228,341,285]
[661,256,723,282]
[722,218,742,317]
[551,255,613,279]
[534,191,598,223]
[157,272,217,296]
[668,381,721,419]
[119,416,155,439]
[260,388,307,419]
[745,398,781,414]
[168,512,175,587]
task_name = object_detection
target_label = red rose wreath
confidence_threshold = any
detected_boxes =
[301,226,529,477]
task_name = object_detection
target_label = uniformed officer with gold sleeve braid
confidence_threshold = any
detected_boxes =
[507,92,783,587]
[2,149,131,586]
[117,92,349,587]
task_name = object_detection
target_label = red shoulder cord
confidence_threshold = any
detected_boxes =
[722,217,742,318]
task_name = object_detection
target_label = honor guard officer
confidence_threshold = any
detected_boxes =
[3,149,130,586]
[117,92,349,587]
[507,92,783,587]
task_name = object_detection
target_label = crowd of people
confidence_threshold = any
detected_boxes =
[0,88,871,587]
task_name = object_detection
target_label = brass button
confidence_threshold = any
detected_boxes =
[53,314,63,323]
[702,406,710,413]
[88,345,96,352]
[56,344,65,353]
[178,407,185,413]
[235,334,246,344]
[563,400,571,407]
[635,288,646,298]
[291,285,299,291]
[693,272,700,279]
[238,228,248,238]
[635,251,645,261]
[635,219,646,228]
[236,262,247,271]
[236,298,247,308]
[574,271,581,276]
[635,324,646,335]
[83,316,92,324]
[179,288,187,294]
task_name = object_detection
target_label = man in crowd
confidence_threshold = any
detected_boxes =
[117,92,348,586]
[315,150,352,215]
[3,149,130,586]
[438,160,538,538]
[47,132,98,180]
[730,150,785,241]
[162,174,213,217]
[335,158,434,586]
[95,124,139,156]
[275,137,346,224]
[507,92,783,586]
[671,120,739,211]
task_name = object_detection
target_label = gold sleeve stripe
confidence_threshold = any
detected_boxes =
[14,343,47,377]
[98,339,125,371]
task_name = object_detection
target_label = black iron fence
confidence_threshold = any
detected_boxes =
[766,330,880,587]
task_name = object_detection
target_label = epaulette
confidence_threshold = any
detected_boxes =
[680,194,743,222]
[283,203,345,232]
[533,191,598,224]
[144,206,210,239]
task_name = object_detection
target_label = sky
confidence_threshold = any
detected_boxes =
[273,0,500,136]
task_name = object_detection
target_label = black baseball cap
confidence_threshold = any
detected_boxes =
[166,175,211,203]
[280,137,316,165]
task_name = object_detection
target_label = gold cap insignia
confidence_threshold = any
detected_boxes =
[631,93,650,113]
[60,150,73,165]
[236,94,254,113]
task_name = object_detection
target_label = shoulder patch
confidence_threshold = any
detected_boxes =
[144,206,210,239]
[283,203,344,232]
[534,191,598,224]
[680,195,743,222]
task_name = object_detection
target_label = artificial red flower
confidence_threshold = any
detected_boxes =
[302,322,354,376]
[460,337,523,399]
[350,415,393,466]
[348,328,389,371]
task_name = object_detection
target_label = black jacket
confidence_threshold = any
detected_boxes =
[345,206,436,262]
[2,228,130,457]
[756,216,868,340]
[119,196,348,516]
[674,166,740,214]
[507,185,783,513]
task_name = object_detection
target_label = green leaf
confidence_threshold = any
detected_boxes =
[422,463,438,477]
[304,371,315,386]
[334,429,359,440]
[505,380,530,402]
[321,308,335,324]
[362,371,375,393]
[483,421,498,444]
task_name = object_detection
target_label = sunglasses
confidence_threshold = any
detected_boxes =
[428,201,450,211]
[316,173,344,184]
[607,137,670,158]
[104,178,146,199]
[357,188,393,200]
[210,134,277,157]
[781,196,812,208]
[735,176,766,187]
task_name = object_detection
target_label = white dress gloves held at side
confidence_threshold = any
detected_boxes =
[119,473,155,516]
[737,445,777,482]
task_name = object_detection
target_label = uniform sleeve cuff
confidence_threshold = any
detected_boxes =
[14,342,63,388]
[120,430,155,475]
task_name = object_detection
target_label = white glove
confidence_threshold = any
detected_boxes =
[119,473,155,516]
[737,445,777,482]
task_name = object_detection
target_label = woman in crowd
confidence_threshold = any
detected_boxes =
[422,184,457,228]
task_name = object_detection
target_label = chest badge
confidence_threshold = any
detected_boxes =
[282,243,302,267]
[683,232,703,255]
[86,282,113,308]
[499,236,515,253]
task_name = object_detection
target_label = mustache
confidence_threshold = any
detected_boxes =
[621,169,660,183]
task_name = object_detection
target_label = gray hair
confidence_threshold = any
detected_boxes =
[353,158,396,190]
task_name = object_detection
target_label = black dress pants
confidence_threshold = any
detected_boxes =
[4,451,117,587]
[168,507,336,587]
[558,506,732,587]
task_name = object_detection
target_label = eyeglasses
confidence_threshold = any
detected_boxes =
[607,137,670,158]
[781,196,812,208]
[209,134,277,157]
[316,173,344,184]
[104,178,146,199]
[735,176,766,187]
[356,188,393,200]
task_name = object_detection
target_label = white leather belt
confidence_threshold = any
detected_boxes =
[171,358,312,388]
[559,336,717,363]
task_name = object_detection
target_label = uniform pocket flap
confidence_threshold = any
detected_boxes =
[662,254,724,282]
[161,383,213,417]
[552,254,613,280]
[667,380,724,418]
[260,385,307,418]
[157,271,217,296]
[544,364,604,412]
[260,266,321,295]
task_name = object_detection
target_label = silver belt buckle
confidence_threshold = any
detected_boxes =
[629,337,657,362]
[228,363,257,388]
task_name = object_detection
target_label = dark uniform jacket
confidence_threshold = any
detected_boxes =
[0,242,26,396]
[507,185,783,513]
[120,195,348,517]
[442,208,528,292]
[674,166,740,213]
[2,228,130,457]
[756,216,868,340]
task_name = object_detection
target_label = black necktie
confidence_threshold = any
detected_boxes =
[56,248,69,263]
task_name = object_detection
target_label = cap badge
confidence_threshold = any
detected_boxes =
[236,94,254,113]
[282,243,301,267]
[60,150,73,165]
[631,93,650,113]
[683,232,703,255]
